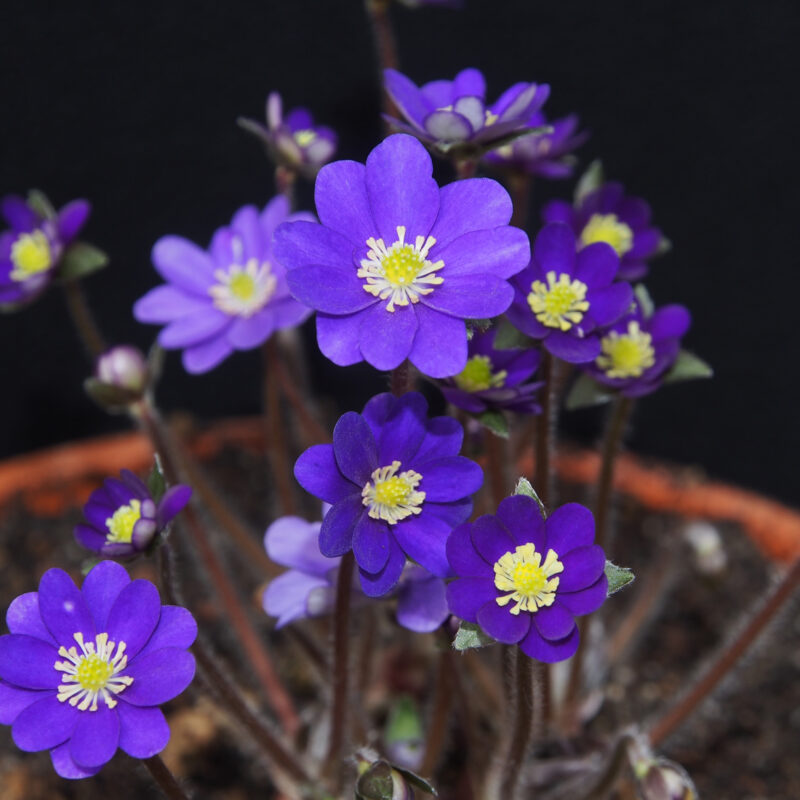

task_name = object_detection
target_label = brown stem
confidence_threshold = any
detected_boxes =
[390,360,410,396]
[485,431,509,508]
[419,650,454,778]
[142,754,191,800]
[499,651,535,800]
[534,351,555,507]
[455,158,478,180]
[63,280,106,359]
[574,733,636,800]
[275,165,297,206]
[509,172,531,230]
[364,0,399,120]
[649,557,800,746]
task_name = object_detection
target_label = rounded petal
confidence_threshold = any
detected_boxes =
[57,199,91,242]
[151,236,215,296]
[319,494,364,557]
[122,648,195,706]
[70,703,119,767]
[314,160,374,246]
[558,545,606,592]
[470,515,515,565]
[2,195,38,229]
[51,740,102,779]
[12,694,78,751]
[0,682,48,724]
[384,68,431,128]
[575,241,619,288]
[353,514,391,574]
[391,513,452,577]
[158,309,231,349]
[227,309,275,350]
[588,283,634,327]
[81,560,131,633]
[316,312,364,366]
[545,503,595,555]
[558,574,608,617]
[333,412,378,485]
[273,220,355,271]
[358,302,418,371]
[422,274,514,319]
[117,702,170,758]
[446,577,496,623]
[230,204,264,258]
[419,456,483,502]
[6,592,55,645]
[446,521,491,577]
[531,603,575,640]
[157,485,192,527]
[38,569,96,647]
[264,571,330,627]
[137,606,198,659]
[430,179,513,246]
[425,498,473,530]
[413,416,464,464]
[534,223,576,273]
[519,624,579,663]
[476,600,530,644]
[396,572,449,633]
[376,391,428,466]
[424,110,473,142]
[106,580,161,659]
[287,263,375,314]
[264,516,329,574]
[181,334,234,374]
[134,285,211,323]
[544,331,601,363]
[295,444,355,504]
[408,305,467,379]
[453,68,487,99]
[359,536,406,597]
[433,226,530,280]
[649,305,691,341]
[495,495,546,551]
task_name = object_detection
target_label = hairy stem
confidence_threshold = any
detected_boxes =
[534,352,555,507]
[499,651,535,800]
[142,754,191,800]
[390,360,410,396]
[364,0,399,119]
[420,649,454,778]
[509,172,531,230]
[485,430,509,508]
[63,280,106,359]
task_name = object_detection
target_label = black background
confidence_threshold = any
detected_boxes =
[0,1,797,504]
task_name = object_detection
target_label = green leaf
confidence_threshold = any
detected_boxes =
[565,373,614,411]
[27,189,56,220]
[147,457,167,503]
[633,284,655,319]
[453,621,496,651]
[394,766,438,796]
[58,241,109,281]
[574,160,604,205]
[385,696,423,746]
[479,410,509,439]
[355,762,395,800]
[513,477,546,518]
[493,319,532,350]
[662,350,713,384]
[604,561,635,595]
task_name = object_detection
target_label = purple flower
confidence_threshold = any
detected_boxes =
[74,469,191,558]
[239,92,338,178]
[294,391,482,597]
[446,497,607,662]
[263,514,449,633]
[274,134,530,378]
[506,223,633,363]
[543,182,664,280]
[440,327,543,415]
[383,68,549,155]
[134,196,313,374]
[0,194,90,307]
[581,299,691,397]
[0,561,197,779]
[484,110,589,179]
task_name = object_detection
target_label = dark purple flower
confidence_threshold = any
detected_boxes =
[446,496,607,662]
[0,561,197,778]
[239,92,338,178]
[440,327,543,415]
[484,110,589,179]
[134,196,313,374]
[263,513,448,632]
[0,194,90,307]
[74,469,191,558]
[294,391,482,597]
[383,68,549,155]
[543,182,664,280]
[581,299,691,397]
[506,223,633,363]
[274,134,530,378]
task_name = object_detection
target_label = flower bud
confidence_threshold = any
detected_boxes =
[85,346,148,410]
[354,750,416,800]
[638,758,698,800]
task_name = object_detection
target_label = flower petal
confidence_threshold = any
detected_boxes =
[57,200,91,242]
[295,444,355,504]
[532,603,575,641]
[446,521,491,577]
[151,236,215,296]
[558,574,608,616]
[421,273,513,319]
[353,514,391,574]
[122,648,195,706]
[588,283,633,327]
[314,160,374,246]
[316,312,364,366]
[446,577,496,623]
[476,600,530,644]
[413,416,464,464]
[70,703,119,768]
[12,694,78,751]
[106,580,162,659]
[534,223,576,273]
[6,592,55,645]
[391,513,452,577]
[0,681,48,724]
[575,241,619,288]
[434,226,530,280]
[287,263,375,314]
[181,334,234,374]
[496,495,546,551]
[384,68,432,128]
[137,606,198,658]
[376,391,428,466]
[430,179,513,246]
[227,309,275,350]
[157,485,192,528]
[544,331,600,363]
[158,309,232,349]
[263,571,329,628]
[558,545,606,592]
[273,220,355,271]
[2,195,37,229]
[117,702,170,759]
[264,516,329,574]
[408,305,467,379]
[470,515,515,565]
[81,560,131,632]
[520,624,579,663]
[333,412,378,485]
[38,569,96,648]
[649,305,691,341]
[419,456,483,502]
[358,536,406,597]
[319,495,363,557]
[396,571,449,633]
[545,503,596,555]
[358,302,418,371]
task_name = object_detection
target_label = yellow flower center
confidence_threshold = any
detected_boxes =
[527,271,589,330]
[358,225,444,312]
[55,632,133,712]
[209,242,278,318]
[105,499,142,544]
[10,230,52,281]
[596,320,656,378]
[453,355,507,392]
[484,109,499,126]
[494,543,564,615]
[579,213,634,257]
[229,271,257,300]
[293,129,317,147]
[362,460,426,525]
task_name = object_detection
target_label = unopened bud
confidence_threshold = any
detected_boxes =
[638,758,698,800]
[86,346,149,410]
[355,749,416,800]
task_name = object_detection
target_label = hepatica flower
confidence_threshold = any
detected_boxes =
[446,496,607,662]
[134,196,312,373]
[274,134,530,378]
[543,182,664,280]
[294,392,482,596]
[75,469,191,557]
[506,223,632,363]
[0,561,197,778]
[0,194,90,307]
[440,327,543,415]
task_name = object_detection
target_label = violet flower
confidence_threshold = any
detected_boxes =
[383,68,549,156]
[134,196,313,373]
[74,469,191,558]
[440,327,543,415]
[274,133,530,378]
[506,223,632,363]
[0,561,197,779]
[294,391,482,596]
[446,496,607,662]
[543,182,664,280]
[0,194,90,307]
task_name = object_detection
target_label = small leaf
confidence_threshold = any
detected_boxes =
[27,189,56,220]
[83,377,141,412]
[355,762,395,800]
[574,160,604,205]
[633,284,655,319]
[58,241,109,281]
[453,621,496,651]
[605,561,635,595]
[385,696,423,746]
[394,766,438,796]
[565,373,614,411]
[147,457,167,503]
[479,410,509,439]
[514,477,546,518]
[493,319,532,350]
[662,350,713,384]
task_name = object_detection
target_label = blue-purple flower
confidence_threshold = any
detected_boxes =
[440,327,542,415]
[506,223,633,363]
[74,469,191,558]
[543,182,664,280]
[274,134,530,378]
[383,68,549,155]
[134,196,313,374]
[484,110,589,179]
[263,513,448,633]
[0,194,90,307]
[446,497,607,662]
[239,92,338,178]
[294,392,482,596]
[582,299,691,397]
[0,561,197,779]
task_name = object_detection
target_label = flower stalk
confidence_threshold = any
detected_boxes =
[142,755,192,800]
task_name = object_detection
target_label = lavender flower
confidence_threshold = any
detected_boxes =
[543,182,664,280]
[484,110,589,179]
[263,514,448,632]
[506,223,632,363]
[446,496,607,662]
[0,561,196,779]
[383,68,549,156]
[239,92,338,178]
[134,196,313,373]
[274,134,530,378]
[440,327,543,415]
[74,469,191,558]
[294,391,482,596]
[0,194,90,307]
